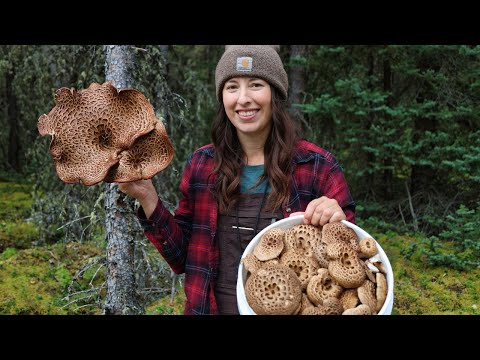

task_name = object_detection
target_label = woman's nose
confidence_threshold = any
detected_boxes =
[237,86,251,105]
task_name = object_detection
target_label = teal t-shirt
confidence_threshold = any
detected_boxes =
[240,165,270,194]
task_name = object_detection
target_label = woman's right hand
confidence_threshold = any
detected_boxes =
[118,179,158,218]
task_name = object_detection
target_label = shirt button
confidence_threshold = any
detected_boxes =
[286,208,292,213]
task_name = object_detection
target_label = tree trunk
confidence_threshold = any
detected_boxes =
[6,72,20,172]
[103,45,144,315]
[288,45,306,123]
[382,57,393,201]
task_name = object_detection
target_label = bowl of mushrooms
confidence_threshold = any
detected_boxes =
[236,215,394,315]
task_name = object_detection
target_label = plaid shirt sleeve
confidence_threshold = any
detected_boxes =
[321,156,356,223]
[293,140,356,224]
[137,157,195,275]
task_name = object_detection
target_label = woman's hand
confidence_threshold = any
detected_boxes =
[118,179,158,219]
[289,196,346,226]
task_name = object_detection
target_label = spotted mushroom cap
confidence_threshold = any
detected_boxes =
[299,293,314,314]
[306,268,343,305]
[104,120,174,182]
[280,249,319,290]
[37,82,161,185]
[327,242,366,288]
[357,280,377,315]
[241,253,262,274]
[301,305,327,315]
[322,222,360,252]
[300,298,342,315]
[322,297,344,315]
[339,289,359,310]
[253,228,285,261]
[245,263,302,315]
[284,224,322,257]
[312,240,329,269]
[262,258,280,267]
[342,304,372,315]
[359,237,378,258]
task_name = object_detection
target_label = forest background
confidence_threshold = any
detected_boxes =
[0,45,478,315]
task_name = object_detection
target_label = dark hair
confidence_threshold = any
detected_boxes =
[211,86,301,214]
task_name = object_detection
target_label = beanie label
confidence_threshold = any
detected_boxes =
[236,57,253,72]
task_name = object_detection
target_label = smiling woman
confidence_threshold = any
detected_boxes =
[119,45,356,315]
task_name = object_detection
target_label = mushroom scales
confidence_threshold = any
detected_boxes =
[38,82,174,185]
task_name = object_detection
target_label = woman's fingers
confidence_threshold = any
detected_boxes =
[303,196,346,226]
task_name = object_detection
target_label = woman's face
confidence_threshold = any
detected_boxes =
[222,77,273,139]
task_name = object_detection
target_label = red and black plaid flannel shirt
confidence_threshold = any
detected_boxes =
[137,139,355,314]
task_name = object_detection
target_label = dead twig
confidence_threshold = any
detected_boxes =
[405,181,419,232]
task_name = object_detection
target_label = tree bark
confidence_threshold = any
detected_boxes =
[103,45,144,315]
[382,57,393,201]
[288,45,306,123]
[6,72,20,172]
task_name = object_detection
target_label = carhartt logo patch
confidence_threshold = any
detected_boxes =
[236,57,253,72]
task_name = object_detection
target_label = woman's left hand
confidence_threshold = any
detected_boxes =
[289,196,346,226]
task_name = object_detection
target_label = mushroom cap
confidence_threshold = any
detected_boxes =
[312,240,329,269]
[299,293,314,314]
[301,305,327,315]
[342,304,372,315]
[376,272,388,312]
[262,257,280,267]
[339,289,359,310]
[327,242,366,288]
[300,298,342,315]
[284,224,322,257]
[359,237,378,258]
[357,280,377,315]
[322,297,344,315]
[37,82,161,186]
[241,253,262,275]
[253,228,285,261]
[104,120,174,182]
[280,249,319,290]
[245,263,302,315]
[306,268,343,305]
[322,222,360,252]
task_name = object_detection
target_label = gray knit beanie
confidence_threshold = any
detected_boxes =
[215,45,288,102]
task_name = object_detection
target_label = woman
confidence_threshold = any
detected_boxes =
[119,45,355,315]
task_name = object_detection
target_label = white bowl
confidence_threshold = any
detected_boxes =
[236,215,394,315]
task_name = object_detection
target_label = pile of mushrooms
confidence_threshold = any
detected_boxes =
[242,222,388,315]
[37,82,174,186]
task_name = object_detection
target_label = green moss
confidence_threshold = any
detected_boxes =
[0,182,33,221]
[0,242,103,314]
[146,288,185,315]
[1,247,17,260]
[54,266,73,288]
[375,231,480,315]
[0,182,39,251]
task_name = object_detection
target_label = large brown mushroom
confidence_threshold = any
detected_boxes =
[104,120,174,183]
[280,249,320,290]
[245,263,302,315]
[284,224,322,257]
[38,82,173,185]
[327,242,366,288]
[253,228,285,261]
[322,222,360,252]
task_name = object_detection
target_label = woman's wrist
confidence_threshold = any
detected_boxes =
[139,195,159,220]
